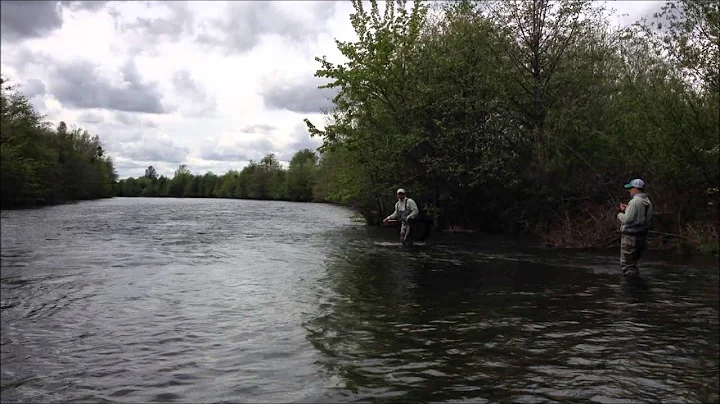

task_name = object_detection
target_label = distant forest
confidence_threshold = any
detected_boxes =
[116,151,324,203]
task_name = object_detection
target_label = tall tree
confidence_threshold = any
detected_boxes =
[304,0,429,221]
[486,0,603,154]
[144,165,158,180]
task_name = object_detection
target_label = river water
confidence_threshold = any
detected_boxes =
[1,198,718,403]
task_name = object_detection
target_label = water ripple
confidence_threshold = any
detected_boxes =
[1,198,718,403]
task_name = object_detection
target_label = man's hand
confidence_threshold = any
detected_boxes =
[619,203,627,212]
[382,218,389,223]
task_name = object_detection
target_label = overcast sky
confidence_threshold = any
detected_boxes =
[0,1,662,179]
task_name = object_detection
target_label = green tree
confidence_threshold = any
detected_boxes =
[202,172,218,198]
[1,77,116,208]
[144,165,158,180]
[286,149,319,201]
[183,175,200,197]
[268,169,288,200]
[168,164,192,197]
[304,0,429,222]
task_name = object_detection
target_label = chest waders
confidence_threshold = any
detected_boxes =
[620,202,651,278]
[399,200,411,245]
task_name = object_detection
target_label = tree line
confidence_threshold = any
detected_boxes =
[300,0,718,252]
[116,149,325,202]
[2,0,717,253]
[1,78,117,209]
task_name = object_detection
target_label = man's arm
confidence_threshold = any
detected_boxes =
[617,199,637,223]
[407,199,419,220]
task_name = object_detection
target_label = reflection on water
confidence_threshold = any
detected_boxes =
[1,198,718,403]
[307,232,719,403]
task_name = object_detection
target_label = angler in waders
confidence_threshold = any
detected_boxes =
[617,179,653,278]
[383,189,419,245]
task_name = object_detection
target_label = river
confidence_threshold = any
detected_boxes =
[1,198,718,403]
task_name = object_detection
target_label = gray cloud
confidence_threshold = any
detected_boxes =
[78,111,104,125]
[114,112,136,126]
[11,77,50,115]
[0,1,110,43]
[143,120,158,128]
[112,112,158,129]
[64,114,143,147]
[115,135,189,164]
[5,51,168,122]
[261,76,338,114]
[239,124,277,134]
[104,130,143,145]
[200,138,275,162]
[276,122,322,161]
[0,1,63,42]
[196,2,338,54]
[288,123,322,152]
[200,149,252,162]
[118,2,193,43]
[61,1,110,12]
[114,158,143,171]
[49,58,168,113]
[76,111,157,133]
[22,78,47,99]
[4,46,50,74]
[171,70,217,116]
[172,71,198,96]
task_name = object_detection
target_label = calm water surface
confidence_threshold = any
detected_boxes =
[1,198,718,403]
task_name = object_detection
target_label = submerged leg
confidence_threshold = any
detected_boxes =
[400,221,411,245]
[621,234,644,278]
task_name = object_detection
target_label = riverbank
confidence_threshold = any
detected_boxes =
[353,200,719,256]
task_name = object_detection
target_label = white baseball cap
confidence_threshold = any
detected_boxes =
[623,179,645,189]
[397,188,406,194]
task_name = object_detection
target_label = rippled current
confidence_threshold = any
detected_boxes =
[1,198,718,403]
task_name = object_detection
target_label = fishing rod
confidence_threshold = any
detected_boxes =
[351,166,435,208]
[546,128,630,235]
[548,131,621,208]
[380,166,436,194]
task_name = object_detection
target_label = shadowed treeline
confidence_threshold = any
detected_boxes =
[1,78,117,209]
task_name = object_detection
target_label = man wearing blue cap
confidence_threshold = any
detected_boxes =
[617,178,653,278]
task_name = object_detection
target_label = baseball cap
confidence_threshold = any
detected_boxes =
[623,179,645,189]
[397,188,406,194]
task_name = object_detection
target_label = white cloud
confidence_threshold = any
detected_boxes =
[0,1,651,179]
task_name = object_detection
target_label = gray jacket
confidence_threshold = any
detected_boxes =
[617,193,653,234]
[386,198,419,221]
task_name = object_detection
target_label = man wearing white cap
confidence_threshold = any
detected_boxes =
[383,188,419,245]
[617,178,653,278]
